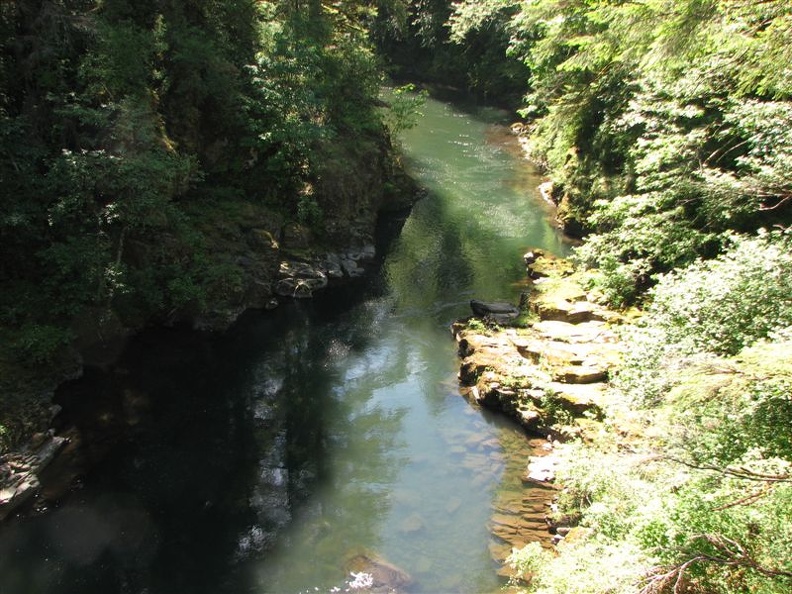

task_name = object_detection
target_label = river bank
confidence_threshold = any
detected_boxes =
[0,178,422,524]
[457,244,792,593]
[1,91,575,594]
[452,248,635,585]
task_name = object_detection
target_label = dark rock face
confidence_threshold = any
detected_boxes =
[0,146,422,523]
[275,244,378,299]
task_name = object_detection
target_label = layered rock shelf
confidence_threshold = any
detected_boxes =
[453,250,623,440]
[452,249,624,582]
[0,431,67,521]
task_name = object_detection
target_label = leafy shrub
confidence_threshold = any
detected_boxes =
[296,195,324,227]
[14,324,74,365]
[380,84,427,136]
[648,229,792,356]
[613,229,792,408]
[640,477,792,594]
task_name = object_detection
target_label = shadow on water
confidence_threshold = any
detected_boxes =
[0,93,570,594]
[0,279,406,594]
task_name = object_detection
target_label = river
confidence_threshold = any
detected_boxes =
[0,94,568,594]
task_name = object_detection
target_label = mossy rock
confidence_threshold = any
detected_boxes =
[525,250,575,279]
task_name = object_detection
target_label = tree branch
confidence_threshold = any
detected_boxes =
[666,456,792,483]
[640,533,792,593]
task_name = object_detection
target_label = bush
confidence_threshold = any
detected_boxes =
[14,324,74,365]
[613,229,792,408]
[647,229,792,356]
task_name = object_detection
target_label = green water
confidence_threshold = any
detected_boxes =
[0,95,568,594]
[239,96,569,592]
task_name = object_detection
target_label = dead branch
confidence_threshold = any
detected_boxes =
[666,457,792,483]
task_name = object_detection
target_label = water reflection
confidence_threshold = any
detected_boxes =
[0,94,568,594]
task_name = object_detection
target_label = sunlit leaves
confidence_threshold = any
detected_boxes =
[648,229,792,356]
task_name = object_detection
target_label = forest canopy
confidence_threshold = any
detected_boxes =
[447,0,792,303]
[2,2,792,592]
[0,0,403,344]
[0,0,414,448]
[438,2,792,592]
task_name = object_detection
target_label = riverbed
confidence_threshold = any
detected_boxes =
[0,93,568,594]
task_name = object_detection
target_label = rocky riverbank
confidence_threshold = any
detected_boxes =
[452,249,628,584]
[453,249,624,441]
[0,189,421,525]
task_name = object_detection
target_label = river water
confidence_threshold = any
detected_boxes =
[0,95,567,594]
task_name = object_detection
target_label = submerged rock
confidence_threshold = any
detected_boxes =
[343,551,413,593]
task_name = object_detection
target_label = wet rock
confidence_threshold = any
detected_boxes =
[399,512,425,534]
[276,261,329,297]
[275,244,376,298]
[324,253,344,278]
[470,300,520,320]
[344,551,413,593]
[0,433,68,521]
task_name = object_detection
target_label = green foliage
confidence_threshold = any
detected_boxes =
[653,479,792,594]
[445,1,792,298]
[380,84,427,136]
[465,318,488,333]
[538,390,576,431]
[13,324,75,365]
[533,317,792,593]
[667,341,792,467]
[510,538,650,594]
[296,195,324,227]
[0,0,403,371]
[440,4,792,593]
[646,229,792,356]
[376,0,528,106]
[612,229,792,408]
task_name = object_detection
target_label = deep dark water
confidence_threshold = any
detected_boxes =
[0,95,569,594]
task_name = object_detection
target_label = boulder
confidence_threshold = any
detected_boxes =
[344,551,412,593]
[469,300,520,324]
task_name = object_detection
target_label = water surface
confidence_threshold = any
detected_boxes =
[0,94,567,594]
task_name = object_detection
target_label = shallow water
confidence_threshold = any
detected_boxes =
[0,94,568,594]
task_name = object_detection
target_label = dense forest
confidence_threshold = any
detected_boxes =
[2,1,792,593]
[436,1,792,593]
[0,0,417,449]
